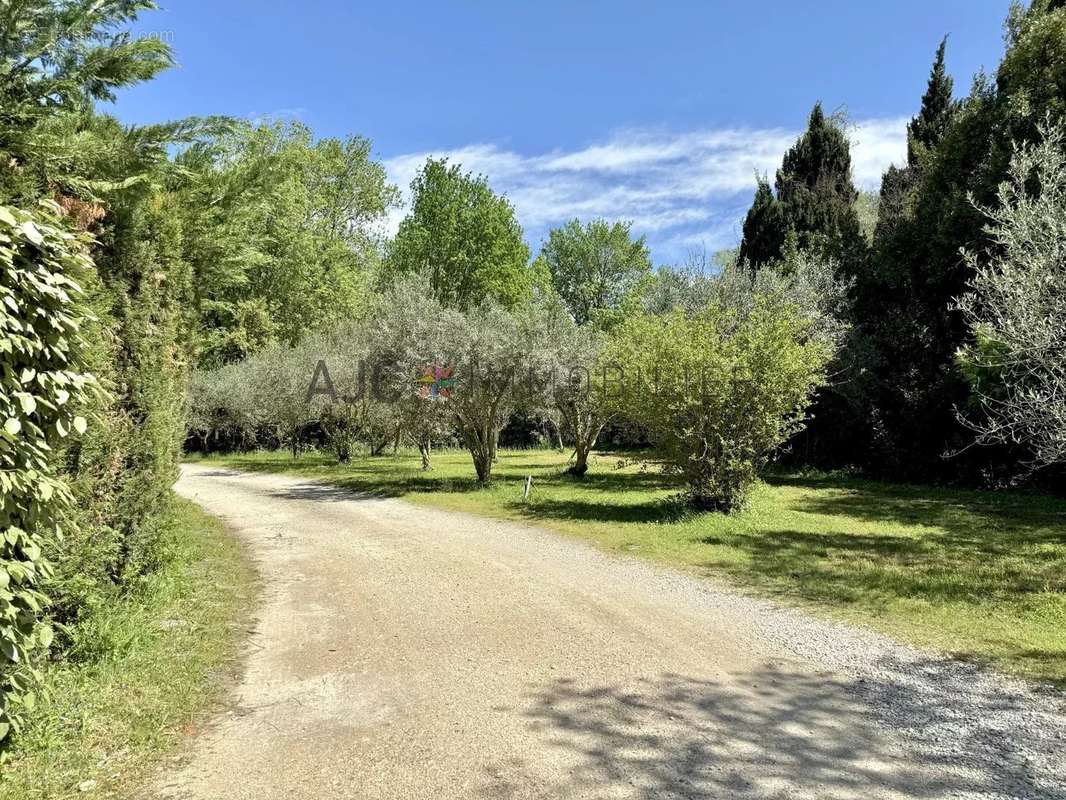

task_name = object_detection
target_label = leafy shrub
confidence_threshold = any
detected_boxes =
[0,204,96,745]
[606,294,834,511]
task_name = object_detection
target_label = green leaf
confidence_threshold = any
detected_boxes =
[19,221,43,246]
[1,639,20,663]
[73,416,87,435]
[3,418,20,436]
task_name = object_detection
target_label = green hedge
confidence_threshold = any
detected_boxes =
[0,204,97,744]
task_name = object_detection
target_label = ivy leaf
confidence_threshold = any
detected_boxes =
[73,416,87,435]
[3,419,20,436]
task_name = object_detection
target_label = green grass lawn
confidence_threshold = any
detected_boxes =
[0,499,255,800]
[200,447,1066,686]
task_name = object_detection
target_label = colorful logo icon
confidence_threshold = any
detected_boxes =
[416,364,455,399]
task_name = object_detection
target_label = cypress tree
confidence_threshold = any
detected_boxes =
[859,2,1066,482]
[736,176,784,269]
[873,39,957,249]
[907,38,955,165]
[736,103,865,271]
[773,103,865,267]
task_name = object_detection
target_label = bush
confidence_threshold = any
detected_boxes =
[606,294,834,511]
[0,204,97,745]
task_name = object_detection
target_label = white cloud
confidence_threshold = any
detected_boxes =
[384,117,907,263]
[847,117,911,187]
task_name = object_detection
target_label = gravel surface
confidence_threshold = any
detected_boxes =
[153,464,1066,800]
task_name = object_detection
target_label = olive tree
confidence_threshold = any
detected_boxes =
[365,276,459,469]
[317,321,405,458]
[542,306,614,476]
[957,122,1066,470]
[440,302,549,483]
[242,341,323,457]
[606,292,836,511]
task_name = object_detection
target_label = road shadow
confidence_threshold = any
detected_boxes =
[184,467,246,479]
[479,662,1065,799]
[263,480,393,504]
[213,456,487,498]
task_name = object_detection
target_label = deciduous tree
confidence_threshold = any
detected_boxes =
[537,218,651,325]
[385,158,531,310]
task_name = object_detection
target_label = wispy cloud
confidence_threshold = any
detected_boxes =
[384,117,908,263]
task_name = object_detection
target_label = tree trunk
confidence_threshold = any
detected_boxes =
[568,442,590,476]
[473,449,492,482]
[551,419,564,451]
[468,426,495,483]
[419,437,432,470]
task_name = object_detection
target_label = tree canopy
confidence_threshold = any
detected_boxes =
[178,122,398,366]
[537,218,652,325]
[385,158,531,310]
[737,103,865,271]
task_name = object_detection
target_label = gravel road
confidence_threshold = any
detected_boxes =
[154,464,1066,800]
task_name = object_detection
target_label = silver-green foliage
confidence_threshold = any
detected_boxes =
[0,205,95,744]
[957,121,1066,470]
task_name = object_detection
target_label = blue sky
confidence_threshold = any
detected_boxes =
[117,1,1012,263]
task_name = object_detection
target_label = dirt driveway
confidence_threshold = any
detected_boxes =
[153,464,1066,800]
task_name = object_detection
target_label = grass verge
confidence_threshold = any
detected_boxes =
[201,448,1066,686]
[0,498,255,800]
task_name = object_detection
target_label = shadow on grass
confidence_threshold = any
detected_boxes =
[697,527,1065,604]
[477,663,1066,799]
[553,469,673,493]
[768,473,1066,538]
[507,495,691,525]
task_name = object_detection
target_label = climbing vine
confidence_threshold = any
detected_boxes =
[0,204,96,744]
